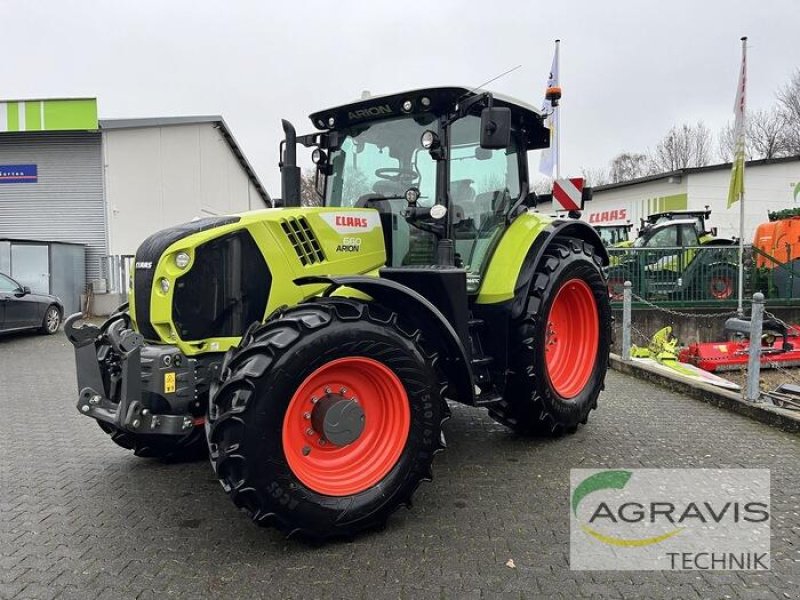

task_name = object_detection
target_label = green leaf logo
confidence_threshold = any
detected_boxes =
[572,470,632,516]
[573,470,682,547]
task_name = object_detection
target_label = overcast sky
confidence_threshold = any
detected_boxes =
[3,0,798,195]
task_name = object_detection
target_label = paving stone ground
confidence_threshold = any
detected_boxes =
[0,332,798,599]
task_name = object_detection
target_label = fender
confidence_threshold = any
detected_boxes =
[509,219,609,320]
[295,275,475,405]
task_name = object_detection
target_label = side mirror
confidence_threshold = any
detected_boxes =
[480,107,511,149]
[17,286,31,297]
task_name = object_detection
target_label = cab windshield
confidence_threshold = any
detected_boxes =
[325,114,437,207]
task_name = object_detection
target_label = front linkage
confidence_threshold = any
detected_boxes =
[64,310,213,458]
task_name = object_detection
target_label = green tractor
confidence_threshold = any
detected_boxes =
[594,223,633,248]
[607,215,738,301]
[639,207,728,245]
[65,86,611,539]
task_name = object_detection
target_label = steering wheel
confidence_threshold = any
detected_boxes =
[374,168,419,183]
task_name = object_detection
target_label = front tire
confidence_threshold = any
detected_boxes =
[489,238,611,436]
[96,421,208,460]
[207,299,445,539]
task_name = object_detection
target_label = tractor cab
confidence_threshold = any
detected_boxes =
[594,223,633,247]
[639,208,721,244]
[280,86,549,292]
[633,218,701,249]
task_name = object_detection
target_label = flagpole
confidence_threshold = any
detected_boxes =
[737,36,747,316]
[555,39,561,181]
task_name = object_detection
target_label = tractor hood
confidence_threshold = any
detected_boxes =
[130,208,387,355]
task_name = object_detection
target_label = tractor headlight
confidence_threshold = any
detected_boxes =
[402,99,413,113]
[175,252,191,269]
[159,278,170,294]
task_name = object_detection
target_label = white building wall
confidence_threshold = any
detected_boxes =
[539,159,800,243]
[685,160,800,241]
[104,123,261,255]
[581,178,688,232]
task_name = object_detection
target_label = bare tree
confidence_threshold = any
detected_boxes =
[531,177,553,195]
[719,109,790,162]
[579,167,609,187]
[608,152,650,183]
[300,169,320,206]
[777,69,800,154]
[650,122,713,172]
[748,109,789,159]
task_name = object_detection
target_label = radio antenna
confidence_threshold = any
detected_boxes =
[465,64,523,96]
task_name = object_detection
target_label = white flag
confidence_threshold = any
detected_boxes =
[539,41,560,177]
[728,38,746,207]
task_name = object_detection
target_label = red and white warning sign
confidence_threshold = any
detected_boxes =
[552,177,584,212]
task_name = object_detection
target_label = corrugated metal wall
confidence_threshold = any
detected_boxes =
[0,132,105,281]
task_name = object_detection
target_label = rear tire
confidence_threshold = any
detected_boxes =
[207,299,446,540]
[96,421,208,460]
[489,238,611,436]
[705,264,737,300]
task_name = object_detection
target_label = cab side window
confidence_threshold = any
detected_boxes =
[680,224,699,246]
[647,227,678,248]
[448,115,521,282]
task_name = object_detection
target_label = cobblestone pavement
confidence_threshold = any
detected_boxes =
[1,332,798,600]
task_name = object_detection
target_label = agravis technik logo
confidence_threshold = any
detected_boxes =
[570,469,770,570]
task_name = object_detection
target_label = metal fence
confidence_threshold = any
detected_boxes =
[607,244,800,308]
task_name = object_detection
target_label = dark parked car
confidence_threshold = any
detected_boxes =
[0,272,63,335]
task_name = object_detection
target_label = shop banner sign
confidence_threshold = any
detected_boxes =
[0,164,37,184]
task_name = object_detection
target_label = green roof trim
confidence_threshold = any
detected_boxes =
[0,98,98,132]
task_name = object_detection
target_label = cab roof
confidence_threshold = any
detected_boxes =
[308,86,547,149]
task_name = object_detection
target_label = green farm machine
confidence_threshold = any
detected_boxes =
[606,209,738,301]
[594,223,634,248]
[66,87,611,538]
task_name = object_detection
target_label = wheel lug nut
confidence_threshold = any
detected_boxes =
[306,428,315,436]
[340,387,347,394]
[303,412,311,419]
[318,439,326,446]
[324,387,332,394]
[310,396,319,404]
[302,446,311,456]
[351,397,358,403]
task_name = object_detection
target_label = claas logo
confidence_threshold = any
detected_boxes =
[589,209,628,224]
[335,215,369,228]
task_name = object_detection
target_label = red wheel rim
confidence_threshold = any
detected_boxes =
[709,276,734,299]
[282,357,410,496]
[544,278,600,399]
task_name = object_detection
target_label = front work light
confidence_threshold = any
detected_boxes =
[312,148,327,164]
[420,130,440,150]
[175,252,190,269]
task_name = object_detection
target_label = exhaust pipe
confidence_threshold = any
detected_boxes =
[280,119,301,207]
